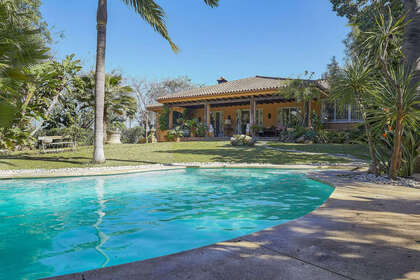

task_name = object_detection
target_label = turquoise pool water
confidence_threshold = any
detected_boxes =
[0,168,333,279]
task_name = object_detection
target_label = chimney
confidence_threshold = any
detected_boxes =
[217,76,228,84]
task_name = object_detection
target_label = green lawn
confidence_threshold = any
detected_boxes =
[267,142,370,160]
[0,141,365,170]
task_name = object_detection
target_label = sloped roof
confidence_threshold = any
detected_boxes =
[157,76,292,101]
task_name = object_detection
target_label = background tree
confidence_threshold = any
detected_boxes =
[131,76,196,138]
[279,71,325,128]
[329,58,380,174]
[77,72,137,138]
[0,0,49,129]
[92,0,219,163]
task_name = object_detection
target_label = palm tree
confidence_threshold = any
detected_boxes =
[368,65,420,178]
[92,0,219,163]
[280,71,324,128]
[330,58,380,175]
[362,8,420,178]
[78,72,137,139]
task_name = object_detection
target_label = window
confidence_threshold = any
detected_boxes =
[256,109,263,126]
[322,101,363,122]
[335,104,348,121]
[351,101,362,120]
[277,107,297,127]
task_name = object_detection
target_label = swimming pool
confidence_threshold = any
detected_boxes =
[0,168,333,279]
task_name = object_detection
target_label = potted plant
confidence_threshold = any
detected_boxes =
[106,122,124,144]
[184,119,198,137]
[167,126,184,142]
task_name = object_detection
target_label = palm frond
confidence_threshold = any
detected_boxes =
[121,0,219,53]
[121,0,179,52]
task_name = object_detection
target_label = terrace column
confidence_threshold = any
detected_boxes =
[168,108,173,129]
[204,102,211,136]
[250,96,256,136]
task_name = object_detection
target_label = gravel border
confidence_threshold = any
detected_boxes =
[0,162,368,179]
[1,162,417,189]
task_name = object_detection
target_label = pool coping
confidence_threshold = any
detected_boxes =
[14,164,419,280]
[0,162,367,179]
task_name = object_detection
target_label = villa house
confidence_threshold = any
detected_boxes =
[147,76,362,141]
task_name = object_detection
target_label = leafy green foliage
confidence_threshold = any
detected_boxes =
[158,105,170,130]
[121,126,144,144]
[279,71,325,127]
[76,72,137,131]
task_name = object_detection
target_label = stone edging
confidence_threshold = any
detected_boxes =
[0,162,366,179]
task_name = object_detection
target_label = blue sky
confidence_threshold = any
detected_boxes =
[41,0,350,85]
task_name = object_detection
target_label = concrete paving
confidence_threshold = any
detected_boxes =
[43,169,420,280]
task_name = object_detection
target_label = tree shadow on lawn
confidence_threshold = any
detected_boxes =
[159,147,349,164]
[0,155,160,166]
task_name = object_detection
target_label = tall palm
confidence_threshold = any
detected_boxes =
[93,0,219,163]
[330,57,380,175]
[368,64,420,177]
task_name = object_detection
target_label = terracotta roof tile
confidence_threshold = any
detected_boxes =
[156,76,329,103]
[157,76,292,101]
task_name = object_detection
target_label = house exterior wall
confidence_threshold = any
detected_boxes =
[151,100,359,141]
[190,101,319,128]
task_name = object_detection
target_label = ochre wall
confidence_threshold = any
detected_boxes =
[190,101,321,128]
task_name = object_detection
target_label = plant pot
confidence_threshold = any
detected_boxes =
[106,131,121,144]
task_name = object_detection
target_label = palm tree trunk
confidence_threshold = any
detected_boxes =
[358,98,379,175]
[103,104,107,142]
[389,110,404,179]
[93,0,107,163]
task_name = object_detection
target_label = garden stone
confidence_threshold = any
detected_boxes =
[296,136,305,143]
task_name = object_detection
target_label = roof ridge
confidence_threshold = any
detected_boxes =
[255,75,289,80]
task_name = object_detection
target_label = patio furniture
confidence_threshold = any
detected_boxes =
[38,136,76,153]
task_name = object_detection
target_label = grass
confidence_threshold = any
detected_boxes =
[0,141,365,170]
[267,142,370,160]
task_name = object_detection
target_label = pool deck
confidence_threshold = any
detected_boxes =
[17,165,419,280]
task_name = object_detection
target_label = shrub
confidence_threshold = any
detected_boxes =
[167,126,184,141]
[121,127,144,144]
[195,123,206,137]
[230,134,256,146]
[158,105,170,131]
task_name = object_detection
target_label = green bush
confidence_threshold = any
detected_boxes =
[158,105,170,131]
[195,123,206,137]
[121,127,144,144]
